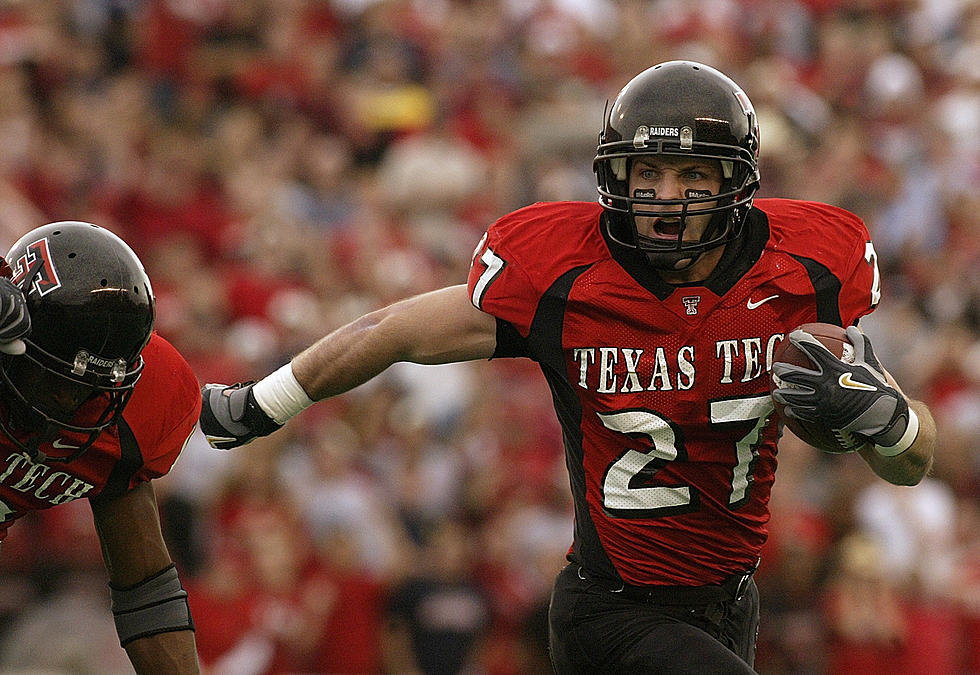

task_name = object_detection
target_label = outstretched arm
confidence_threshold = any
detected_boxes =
[293,284,498,399]
[201,284,498,449]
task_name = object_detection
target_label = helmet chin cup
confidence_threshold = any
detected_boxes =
[640,209,732,270]
[643,248,702,271]
[0,421,61,464]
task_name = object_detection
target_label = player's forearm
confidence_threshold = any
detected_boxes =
[291,307,407,400]
[291,285,496,401]
[858,399,935,486]
[204,286,497,443]
[125,631,200,675]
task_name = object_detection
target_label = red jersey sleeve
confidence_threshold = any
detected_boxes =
[761,198,880,326]
[467,201,606,335]
[838,234,881,327]
[122,333,201,486]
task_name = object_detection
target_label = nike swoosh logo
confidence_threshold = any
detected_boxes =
[52,439,80,450]
[838,373,877,391]
[746,294,778,310]
[204,434,239,448]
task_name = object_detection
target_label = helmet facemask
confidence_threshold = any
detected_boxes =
[596,144,758,271]
[0,342,142,463]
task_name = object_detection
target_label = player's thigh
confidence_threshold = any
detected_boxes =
[553,610,757,675]
[619,621,757,674]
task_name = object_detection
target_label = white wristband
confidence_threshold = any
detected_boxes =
[874,408,919,457]
[252,363,315,425]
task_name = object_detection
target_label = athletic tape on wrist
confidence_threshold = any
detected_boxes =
[874,408,920,457]
[252,362,315,425]
[110,563,194,647]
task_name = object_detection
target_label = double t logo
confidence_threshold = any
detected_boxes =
[10,238,61,297]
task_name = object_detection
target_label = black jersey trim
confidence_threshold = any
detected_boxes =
[489,264,594,363]
[89,419,144,505]
[490,263,622,579]
[526,265,591,369]
[703,208,768,296]
[492,318,527,358]
[789,255,843,326]
[527,264,625,580]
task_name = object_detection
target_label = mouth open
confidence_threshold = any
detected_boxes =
[653,218,682,237]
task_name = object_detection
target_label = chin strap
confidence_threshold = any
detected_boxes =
[635,209,734,273]
[0,412,95,465]
[0,412,55,464]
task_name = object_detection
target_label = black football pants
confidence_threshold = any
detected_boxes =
[548,563,759,674]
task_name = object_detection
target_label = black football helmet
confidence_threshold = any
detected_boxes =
[594,61,761,270]
[0,222,155,462]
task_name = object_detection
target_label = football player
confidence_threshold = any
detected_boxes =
[200,61,935,673]
[0,222,200,673]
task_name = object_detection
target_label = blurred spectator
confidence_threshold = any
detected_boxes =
[822,533,962,674]
[0,571,134,674]
[853,476,957,597]
[383,518,492,675]
[278,416,411,577]
[822,534,909,673]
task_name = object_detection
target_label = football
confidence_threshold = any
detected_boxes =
[769,322,861,454]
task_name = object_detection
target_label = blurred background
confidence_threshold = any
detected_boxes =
[0,0,976,673]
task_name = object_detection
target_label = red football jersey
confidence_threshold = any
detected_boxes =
[467,198,879,586]
[0,333,201,541]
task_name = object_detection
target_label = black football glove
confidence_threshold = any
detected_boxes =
[200,382,283,450]
[0,276,30,355]
[771,326,916,454]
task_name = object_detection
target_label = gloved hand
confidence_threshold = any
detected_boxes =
[771,325,918,456]
[0,276,30,355]
[200,382,283,450]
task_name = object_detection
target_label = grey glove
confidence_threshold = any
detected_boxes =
[771,326,917,455]
[0,276,30,355]
[200,382,283,450]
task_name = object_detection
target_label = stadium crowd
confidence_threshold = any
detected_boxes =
[0,0,977,673]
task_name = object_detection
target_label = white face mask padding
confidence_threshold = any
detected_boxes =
[611,157,627,181]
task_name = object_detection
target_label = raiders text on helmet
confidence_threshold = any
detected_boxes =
[594,61,761,271]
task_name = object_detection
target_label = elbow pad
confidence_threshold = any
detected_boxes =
[110,563,194,646]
